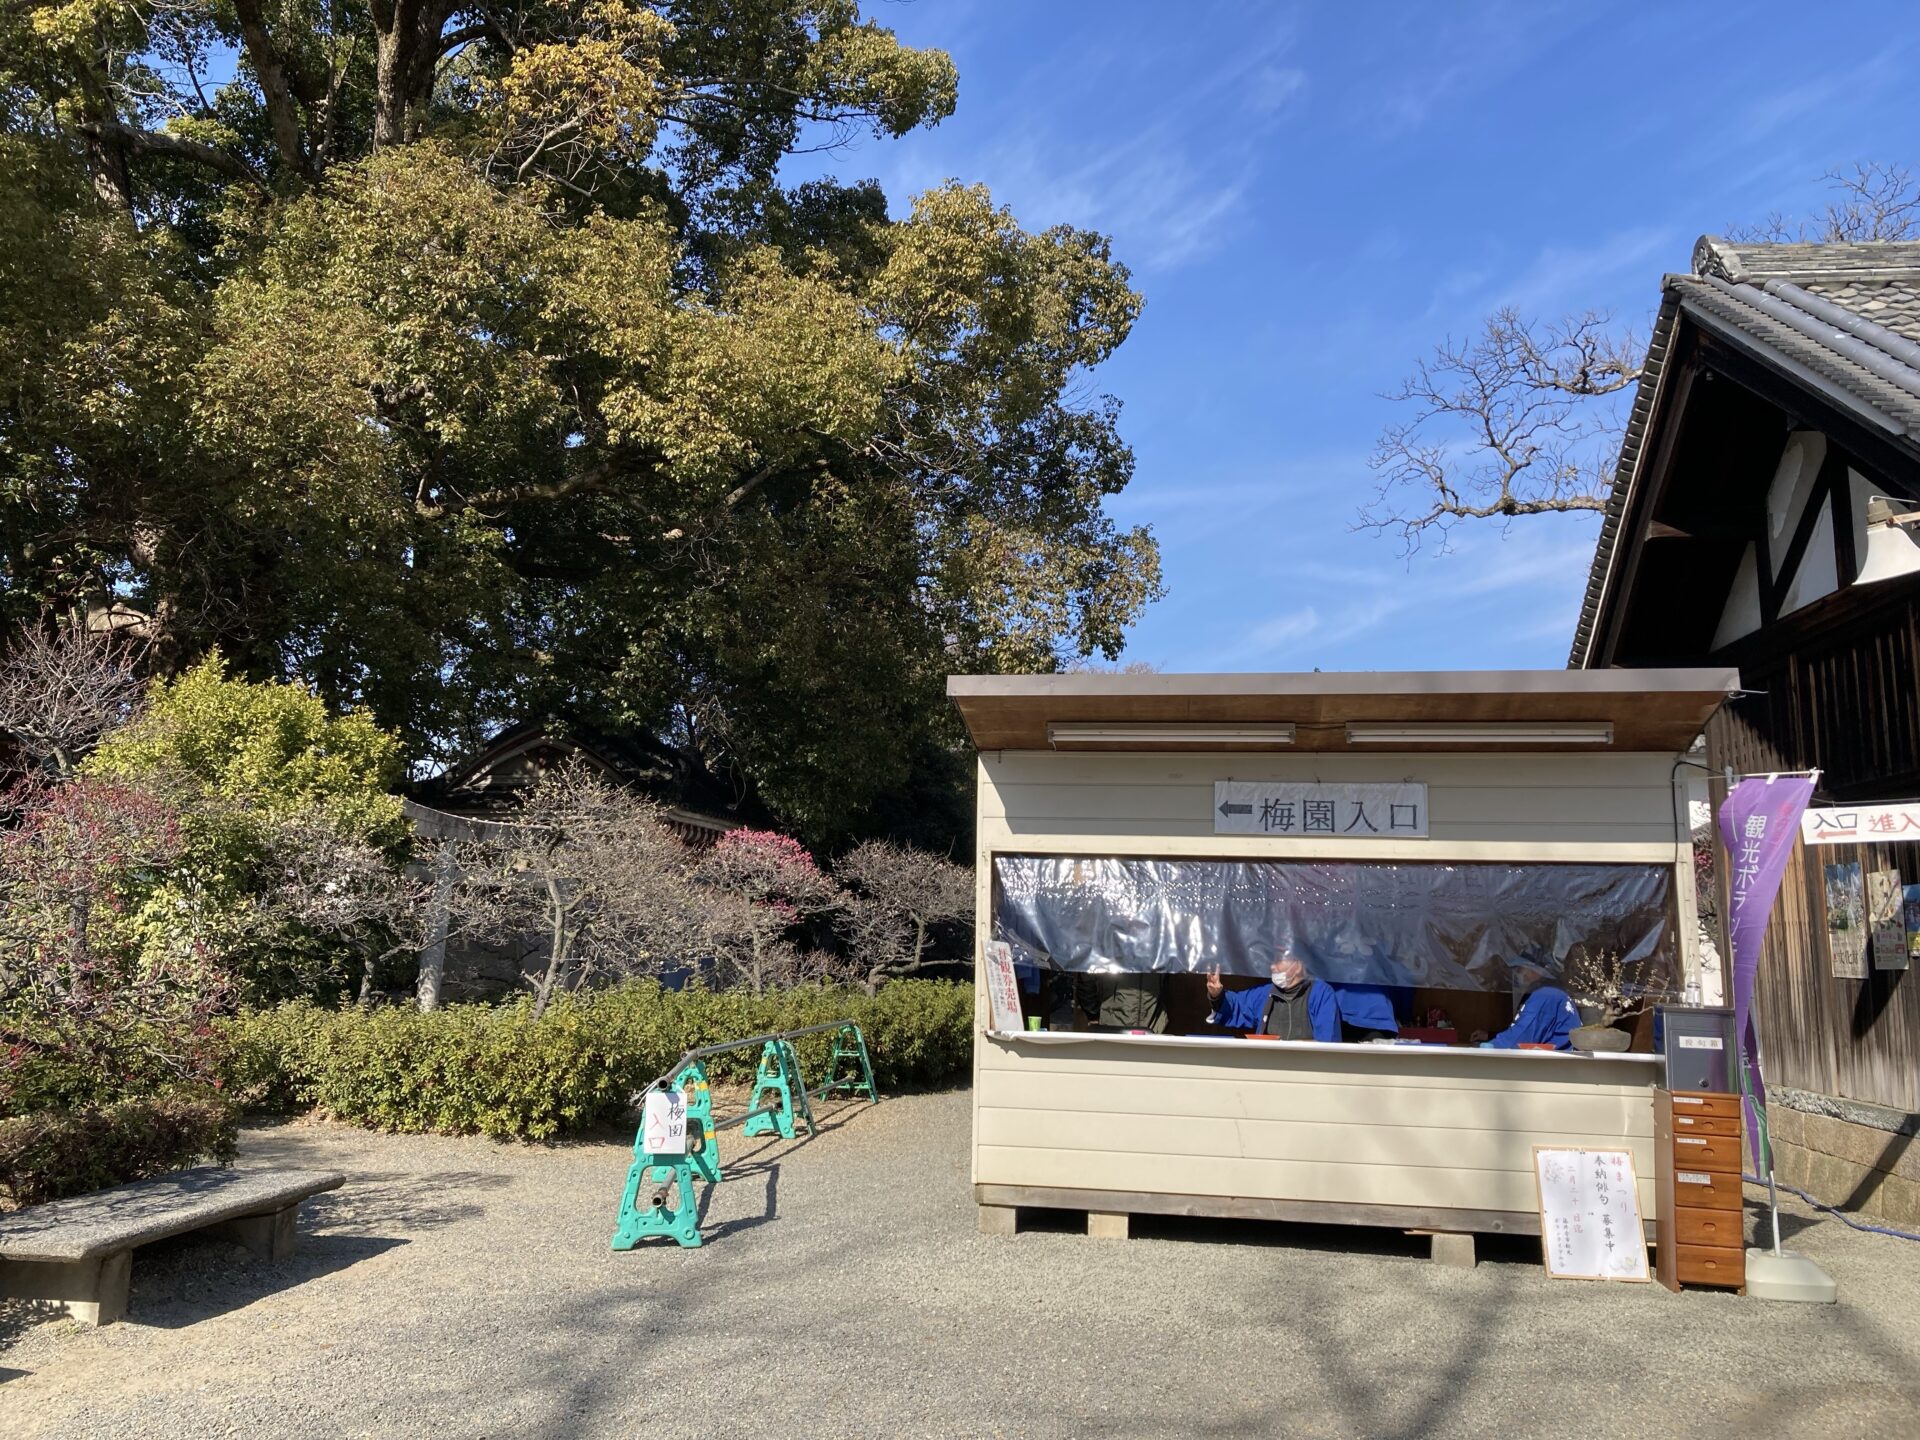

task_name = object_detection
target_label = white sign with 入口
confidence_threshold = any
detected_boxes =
[1801,803,1920,845]
[1532,1147,1649,1283]
[1213,782,1427,838]
[642,1090,688,1156]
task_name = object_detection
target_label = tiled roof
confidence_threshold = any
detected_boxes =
[1568,237,1920,668]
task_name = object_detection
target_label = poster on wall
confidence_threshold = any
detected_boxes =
[1905,884,1920,966]
[983,941,1026,1034]
[1824,861,1869,979]
[1868,868,1908,972]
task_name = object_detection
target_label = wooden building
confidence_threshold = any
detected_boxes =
[415,719,740,844]
[949,669,1734,1250]
[1571,237,1920,1225]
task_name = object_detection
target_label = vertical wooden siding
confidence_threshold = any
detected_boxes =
[1707,590,1920,1113]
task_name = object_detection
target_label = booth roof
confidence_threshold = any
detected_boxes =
[946,668,1740,754]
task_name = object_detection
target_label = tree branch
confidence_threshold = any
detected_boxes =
[76,120,263,186]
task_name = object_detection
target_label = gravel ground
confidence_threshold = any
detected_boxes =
[4,1089,1919,1440]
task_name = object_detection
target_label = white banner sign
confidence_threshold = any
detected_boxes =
[983,941,1026,1034]
[1801,803,1920,846]
[1213,782,1427,838]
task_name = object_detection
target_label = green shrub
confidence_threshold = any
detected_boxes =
[0,1093,239,1209]
[223,979,974,1141]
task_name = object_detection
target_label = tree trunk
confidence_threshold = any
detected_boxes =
[372,25,413,149]
[747,933,764,995]
[530,879,568,1020]
[415,839,454,1012]
[232,0,314,179]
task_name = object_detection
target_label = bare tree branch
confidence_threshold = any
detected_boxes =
[1362,309,1637,553]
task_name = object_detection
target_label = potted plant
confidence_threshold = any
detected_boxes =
[1561,946,1670,1053]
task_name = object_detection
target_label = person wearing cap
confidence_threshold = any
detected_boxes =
[1206,951,1340,1040]
[1486,958,1581,1050]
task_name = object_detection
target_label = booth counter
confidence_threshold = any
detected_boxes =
[948,669,1741,1244]
[977,1030,1660,1234]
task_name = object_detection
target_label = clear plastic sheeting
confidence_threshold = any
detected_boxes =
[992,855,1676,992]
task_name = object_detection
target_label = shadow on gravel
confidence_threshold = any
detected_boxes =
[1113,1212,1545,1268]
[0,1296,64,1372]
[301,1169,510,1234]
[700,1162,781,1241]
[116,1228,409,1330]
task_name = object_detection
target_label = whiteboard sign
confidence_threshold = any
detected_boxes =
[1214,782,1427,837]
[983,941,1025,1034]
[1533,1147,1650,1283]
[642,1090,687,1156]
[1677,1035,1722,1050]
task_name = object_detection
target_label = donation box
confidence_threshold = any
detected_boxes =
[1654,1006,1736,1093]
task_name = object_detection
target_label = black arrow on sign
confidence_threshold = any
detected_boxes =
[1218,801,1252,818]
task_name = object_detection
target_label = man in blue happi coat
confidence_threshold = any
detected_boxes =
[1486,958,1581,1050]
[1204,951,1401,1042]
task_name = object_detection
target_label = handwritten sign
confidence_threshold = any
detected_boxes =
[642,1090,688,1156]
[1214,782,1427,838]
[983,941,1025,1034]
[1801,802,1920,845]
[1532,1147,1650,1283]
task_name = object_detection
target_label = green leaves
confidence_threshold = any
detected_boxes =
[2,2,1164,845]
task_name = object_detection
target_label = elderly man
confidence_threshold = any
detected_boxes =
[1205,952,1340,1041]
[1486,958,1581,1050]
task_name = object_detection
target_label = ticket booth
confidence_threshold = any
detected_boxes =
[949,668,1739,1246]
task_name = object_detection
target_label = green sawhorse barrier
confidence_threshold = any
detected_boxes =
[610,1021,879,1251]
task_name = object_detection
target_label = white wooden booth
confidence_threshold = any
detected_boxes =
[949,669,1739,1244]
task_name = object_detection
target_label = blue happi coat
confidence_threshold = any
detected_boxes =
[1211,981,1397,1041]
[1487,985,1580,1050]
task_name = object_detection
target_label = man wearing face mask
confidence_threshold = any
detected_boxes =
[1204,952,1340,1041]
[1485,957,1580,1050]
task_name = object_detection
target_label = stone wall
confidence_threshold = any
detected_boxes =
[1767,1091,1920,1228]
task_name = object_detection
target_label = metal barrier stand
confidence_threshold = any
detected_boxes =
[610,1020,878,1252]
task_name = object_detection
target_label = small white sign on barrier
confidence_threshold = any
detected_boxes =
[643,1090,688,1155]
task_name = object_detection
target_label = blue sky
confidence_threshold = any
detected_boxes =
[794,0,1920,671]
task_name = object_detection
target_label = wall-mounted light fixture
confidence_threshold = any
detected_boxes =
[1855,496,1920,586]
[1344,722,1614,745]
[1046,722,1296,746]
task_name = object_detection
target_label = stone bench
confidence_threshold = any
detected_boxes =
[0,1166,345,1325]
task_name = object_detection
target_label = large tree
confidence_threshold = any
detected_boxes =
[1,1,1161,842]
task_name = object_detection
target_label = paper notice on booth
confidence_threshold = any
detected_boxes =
[984,941,1025,1034]
[1532,1147,1650,1283]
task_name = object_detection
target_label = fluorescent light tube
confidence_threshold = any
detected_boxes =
[1046,723,1296,745]
[1344,722,1614,744]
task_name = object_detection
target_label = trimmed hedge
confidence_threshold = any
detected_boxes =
[0,1094,239,1208]
[223,979,973,1141]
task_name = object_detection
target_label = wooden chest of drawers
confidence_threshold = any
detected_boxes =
[1655,1089,1746,1293]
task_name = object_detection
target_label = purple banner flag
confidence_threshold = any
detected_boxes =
[1717,775,1816,1157]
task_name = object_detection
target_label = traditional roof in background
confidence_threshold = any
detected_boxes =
[413,719,741,838]
[1569,237,1920,669]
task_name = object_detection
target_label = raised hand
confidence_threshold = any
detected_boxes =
[1205,965,1224,1000]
